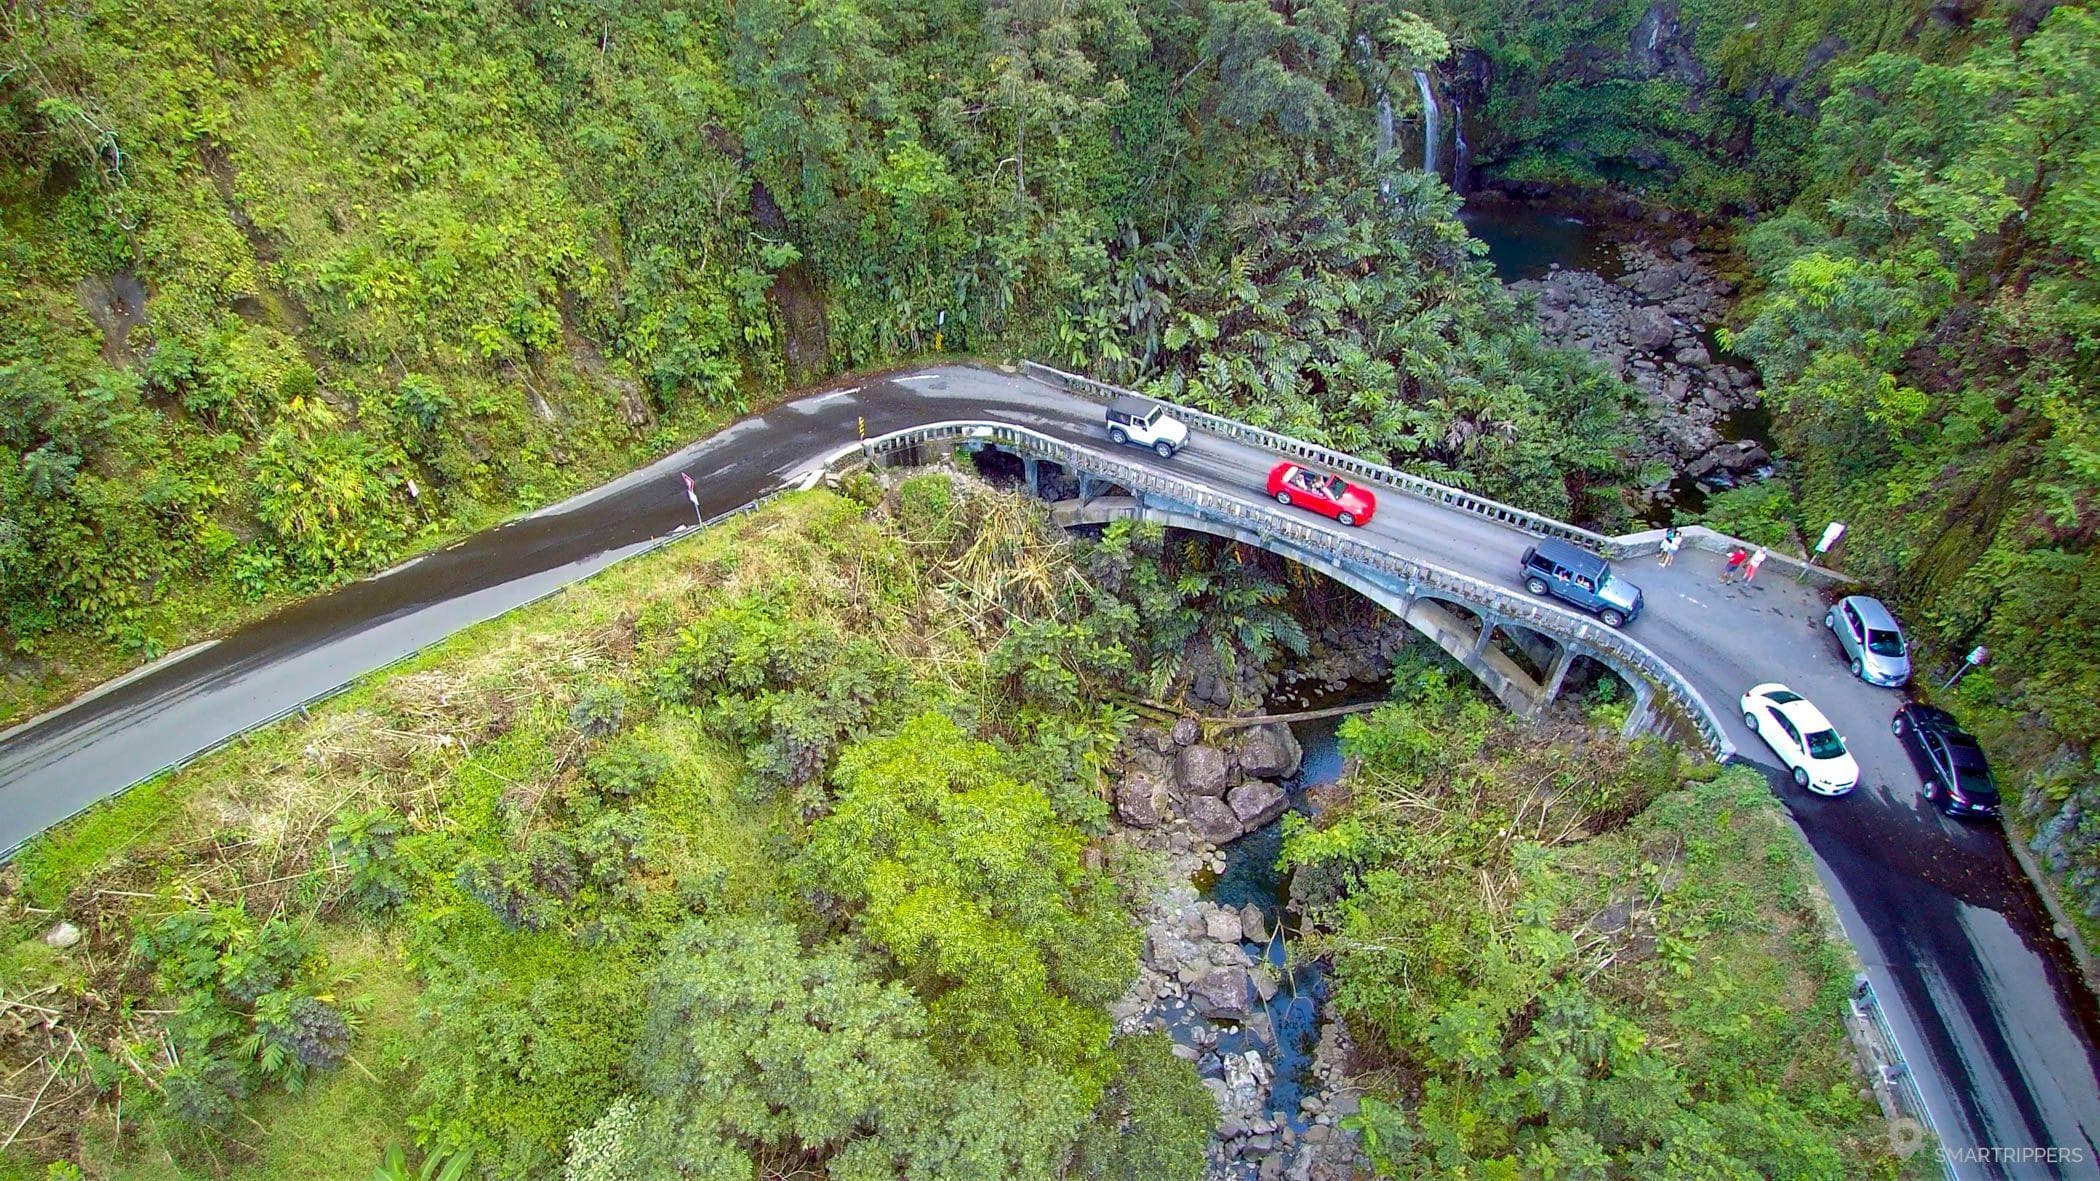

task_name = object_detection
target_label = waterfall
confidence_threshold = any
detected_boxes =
[1451,95,1470,193]
[1413,69,1439,176]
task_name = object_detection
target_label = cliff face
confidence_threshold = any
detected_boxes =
[1445,0,2005,211]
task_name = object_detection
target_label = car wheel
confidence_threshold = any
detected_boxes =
[1599,608,1625,627]
[1337,511,1356,527]
[1744,710,1760,733]
[1154,440,1175,458]
[1850,656,1863,680]
[1792,766,1810,790]
[1109,427,1128,445]
[1824,610,1836,632]
[1526,577,1550,596]
[1892,716,1906,736]
[1922,777,1939,802]
[1275,491,1292,507]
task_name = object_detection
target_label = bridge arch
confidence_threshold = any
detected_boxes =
[858,421,1729,756]
[1049,495,1658,736]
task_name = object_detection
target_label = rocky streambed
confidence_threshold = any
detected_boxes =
[1104,617,1416,1180]
[1503,222,1776,517]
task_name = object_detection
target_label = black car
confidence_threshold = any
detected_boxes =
[1891,704,2001,819]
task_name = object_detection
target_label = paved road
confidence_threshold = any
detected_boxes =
[4,364,2097,1176]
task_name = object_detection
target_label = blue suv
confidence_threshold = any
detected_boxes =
[1519,538,1644,627]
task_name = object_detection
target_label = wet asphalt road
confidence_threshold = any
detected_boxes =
[2,364,2096,1177]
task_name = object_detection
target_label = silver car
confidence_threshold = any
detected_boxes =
[1825,595,1910,687]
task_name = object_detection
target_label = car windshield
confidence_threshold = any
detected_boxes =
[1866,629,1905,657]
[1955,768,1998,799]
[1765,689,1803,705]
[1804,729,1847,760]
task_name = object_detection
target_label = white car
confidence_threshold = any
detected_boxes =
[1740,683,1860,796]
[1105,394,1188,457]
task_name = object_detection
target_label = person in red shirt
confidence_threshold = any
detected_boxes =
[1719,546,1750,583]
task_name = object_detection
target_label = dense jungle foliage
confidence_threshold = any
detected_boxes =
[0,480,1888,1179]
[1284,670,1895,1177]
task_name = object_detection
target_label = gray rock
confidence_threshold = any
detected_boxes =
[43,921,82,950]
[1237,722,1303,779]
[1115,772,1168,828]
[1676,342,1713,367]
[1187,795,1245,845]
[1191,969,1254,1020]
[1170,715,1200,746]
[1228,779,1289,828]
[1252,966,1280,1002]
[1171,1042,1199,1061]
[1176,744,1231,797]
[1206,907,1245,945]
[1242,903,1272,944]
[1631,306,1676,350]
[1670,236,1696,259]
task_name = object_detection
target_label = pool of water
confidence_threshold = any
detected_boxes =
[1458,197,1614,283]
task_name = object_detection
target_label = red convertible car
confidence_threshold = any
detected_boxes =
[1266,462,1376,526]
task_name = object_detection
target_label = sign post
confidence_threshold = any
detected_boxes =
[1944,645,1988,690]
[1800,521,1845,581]
[680,472,702,526]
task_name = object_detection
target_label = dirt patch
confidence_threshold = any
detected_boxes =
[73,272,148,365]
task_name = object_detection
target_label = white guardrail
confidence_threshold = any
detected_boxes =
[866,419,1734,761]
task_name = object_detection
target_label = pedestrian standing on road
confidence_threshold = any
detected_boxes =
[1720,546,1749,582]
[1742,547,1769,583]
[1658,526,1683,567]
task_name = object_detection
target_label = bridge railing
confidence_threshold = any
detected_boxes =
[1021,360,1624,555]
[862,420,1734,760]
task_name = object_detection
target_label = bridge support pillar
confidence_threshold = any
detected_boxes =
[1078,473,1101,503]
[1472,619,1498,658]
[1541,643,1577,705]
[1622,681,1656,739]
[1022,456,1042,497]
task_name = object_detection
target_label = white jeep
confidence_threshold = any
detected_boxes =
[1105,393,1189,458]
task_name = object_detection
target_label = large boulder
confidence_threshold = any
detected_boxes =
[1237,723,1303,779]
[1242,904,1272,944]
[1630,305,1677,351]
[1228,780,1289,829]
[1187,795,1245,845]
[1176,744,1231,798]
[1206,906,1245,945]
[1191,969,1255,1021]
[1116,772,1169,829]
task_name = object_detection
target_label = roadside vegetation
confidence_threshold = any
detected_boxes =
[1286,667,1898,1177]
[0,483,1208,1179]
[1,478,1893,1179]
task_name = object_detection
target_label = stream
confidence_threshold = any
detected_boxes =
[1458,197,1776,522]
[1147,713,1352,1178]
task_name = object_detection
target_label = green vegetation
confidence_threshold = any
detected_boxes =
[1284,668,1895,1177]
[0,484,1211,1179]
[2,0,1647,721]
[1715,6,2100,940]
